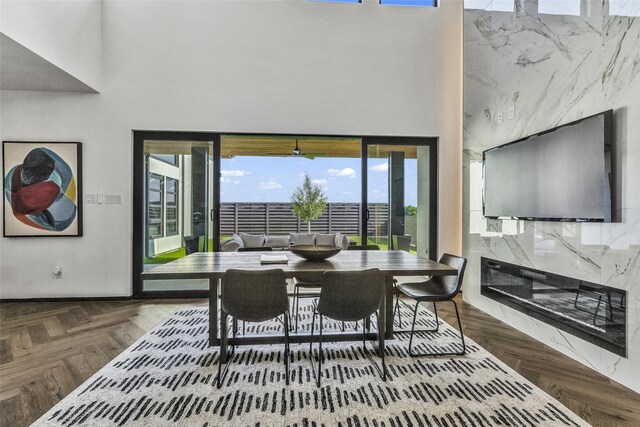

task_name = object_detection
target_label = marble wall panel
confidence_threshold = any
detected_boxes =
[463,0,640,392]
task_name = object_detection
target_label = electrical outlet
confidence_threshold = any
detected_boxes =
[86,193,97,204]
[509,105,515,120]
[497,112,503,125]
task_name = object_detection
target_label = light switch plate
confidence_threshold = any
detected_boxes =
[97,193,104,204]
[104,193,123,204]
[86,193,96,204]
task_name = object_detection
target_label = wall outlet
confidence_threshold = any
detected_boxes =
[497,112,503,125]
[86,193,97,204]
[509,105,515,120]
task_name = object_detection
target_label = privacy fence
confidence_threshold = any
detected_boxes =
[220,203,389,236]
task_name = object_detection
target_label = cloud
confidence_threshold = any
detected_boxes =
[312,179,328,185]
[221,169,249,177]
[369,162,388,172]
[328,168,356,178]
[221,177,241,184]
[259,180,282,190]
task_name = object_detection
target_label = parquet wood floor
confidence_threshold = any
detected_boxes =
[0,296,638,426]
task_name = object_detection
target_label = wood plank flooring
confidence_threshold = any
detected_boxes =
[1,296,638,427]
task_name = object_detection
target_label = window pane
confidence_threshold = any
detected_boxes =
[380,0,436,6]
[166,179,177,193]
[150,154,178,165]
[148,190,161,203]
[166,193,177,205]
[166,221,178,236]
[166,207,178,221]
[492,0,514,11]
[149,174,161,191]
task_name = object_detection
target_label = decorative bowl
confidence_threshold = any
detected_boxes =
[290,245,342,261]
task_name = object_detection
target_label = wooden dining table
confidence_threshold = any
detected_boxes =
[142,250,457,361]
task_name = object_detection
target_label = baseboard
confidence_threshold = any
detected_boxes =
[0,296,132,303]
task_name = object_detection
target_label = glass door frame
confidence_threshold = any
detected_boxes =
[133,132,438,299]
[361,137,438,261]
[132,130,220,299]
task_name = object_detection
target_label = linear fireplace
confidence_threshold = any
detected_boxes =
[481,257,626,356]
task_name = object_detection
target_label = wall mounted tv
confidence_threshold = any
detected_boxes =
[483,110,613,222]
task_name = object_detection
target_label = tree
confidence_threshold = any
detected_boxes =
[405,205,417,216]
[291,174,328,233]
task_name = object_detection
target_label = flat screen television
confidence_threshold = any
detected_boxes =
[483,110,613,222]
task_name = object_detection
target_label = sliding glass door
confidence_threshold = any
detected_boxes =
[133,133,437,298]
[362,137,437,260]
[133,132,220,298]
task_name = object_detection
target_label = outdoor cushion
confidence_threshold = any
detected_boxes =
[289,233,316,246]
[265,235,290,249]
[239,232,265,248]
[315,233,338,247]
[221,240,241,252]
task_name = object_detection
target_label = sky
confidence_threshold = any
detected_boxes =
[220,156,418,205]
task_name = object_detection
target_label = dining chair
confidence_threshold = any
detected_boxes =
[216,268,290,388]
[347,244,404,327]
[309,269,387,386]
[394,253,467,357]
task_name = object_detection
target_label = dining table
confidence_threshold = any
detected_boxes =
[141,250,457,362]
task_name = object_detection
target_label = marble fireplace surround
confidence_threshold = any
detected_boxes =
[462,1,639,392]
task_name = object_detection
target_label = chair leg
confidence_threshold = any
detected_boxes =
[395,299,440,334]
[283,312,290,385]
[408,300,466,357]
[216,311,236,388]
[294,287,299,332]
[360,312,387,381]
[394,287,402,328]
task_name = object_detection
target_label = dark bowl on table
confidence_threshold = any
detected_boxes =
[290,245,342,261]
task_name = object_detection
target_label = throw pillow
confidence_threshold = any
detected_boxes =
[239,232,265,248]
[221,240,241,252]
[289,233,316,246]
[265,235,290,249]
[315,233,337,247]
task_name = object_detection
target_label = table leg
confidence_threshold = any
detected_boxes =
[209,278,219,347]
[385,276,394,340]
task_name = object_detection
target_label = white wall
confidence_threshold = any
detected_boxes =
[463,1,640,392]
[0,0,462,298]
[0,0,101,91]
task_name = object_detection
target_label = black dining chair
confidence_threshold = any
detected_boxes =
[348,245,404,326]
[394,253,467,357]
[216,268,290,388]
[309,269,387,387]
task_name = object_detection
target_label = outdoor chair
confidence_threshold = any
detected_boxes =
[237,247,273,252]
[216,268,290,387]
[394,253,467,357]
[309,269,387,386]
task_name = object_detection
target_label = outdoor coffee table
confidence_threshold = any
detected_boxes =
[142,250,457,361]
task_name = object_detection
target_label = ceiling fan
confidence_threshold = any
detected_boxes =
[292,139,316,160]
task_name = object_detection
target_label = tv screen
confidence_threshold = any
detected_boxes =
[483,110,613,222]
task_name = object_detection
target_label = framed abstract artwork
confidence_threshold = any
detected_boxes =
[3,141,83,237]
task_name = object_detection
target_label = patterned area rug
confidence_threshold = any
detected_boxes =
[33,302,589,426]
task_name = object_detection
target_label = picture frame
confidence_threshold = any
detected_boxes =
[2,141,83,237]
